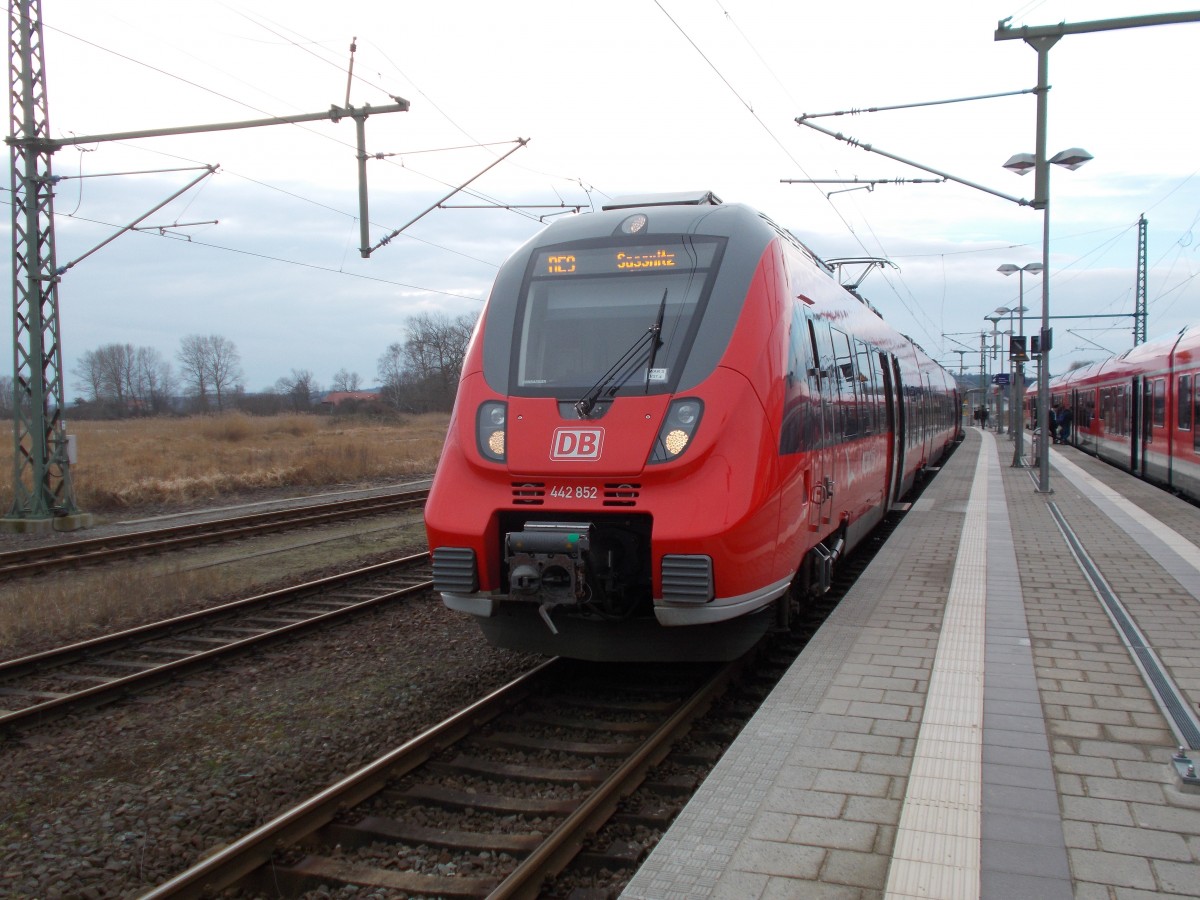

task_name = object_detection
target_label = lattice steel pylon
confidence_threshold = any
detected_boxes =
[3,0,87,531]
[1134,214,1148,346]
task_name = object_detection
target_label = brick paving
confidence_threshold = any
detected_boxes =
[622,428,1200,899]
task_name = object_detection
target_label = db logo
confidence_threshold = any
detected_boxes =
[551,427,604,460]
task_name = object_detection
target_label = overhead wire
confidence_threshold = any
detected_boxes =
[61,141,507,272]
[38,202,483,302]
[357,36,600,208]
[39,13,525,282]
[701,2,1199,362]
[225,5,592,215]
[660,1,941,348]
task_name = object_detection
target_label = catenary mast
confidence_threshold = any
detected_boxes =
[4,0,85,530]
[3,2,409,532]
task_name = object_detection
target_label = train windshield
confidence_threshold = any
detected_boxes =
[512,237,723,397]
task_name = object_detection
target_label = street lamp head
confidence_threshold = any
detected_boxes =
[1004,149,1092,175]
[1002,152,1036,175]
[995,306,1012,315]
[998,262,1045,276]
[1049,147,1093,171]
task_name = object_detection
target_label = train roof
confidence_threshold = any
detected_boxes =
[1049,322,1200,389]
[480,195,954,393]
[601,191,722,210]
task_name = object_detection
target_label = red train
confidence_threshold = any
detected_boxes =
[1040,323,1200,500]
[424,192,959,661]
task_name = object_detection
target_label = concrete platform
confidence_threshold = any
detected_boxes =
[622,427,1200,899]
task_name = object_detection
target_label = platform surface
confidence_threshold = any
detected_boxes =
[621,427,1200,899]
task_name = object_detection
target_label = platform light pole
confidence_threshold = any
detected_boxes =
[1001,135,1090,489]
[994,12,1200,492]
[984,315,1003,429]
[995,304,1026,448]
[998,263,1041,466]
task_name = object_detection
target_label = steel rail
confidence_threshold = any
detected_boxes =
[487,656,743,899]
[0,554,431,731]
[135,656,742,898]
[0,488,428,579]
[136,659,564,900]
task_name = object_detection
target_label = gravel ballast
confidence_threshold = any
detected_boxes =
[0,493,541,897]
[2,597,538,897]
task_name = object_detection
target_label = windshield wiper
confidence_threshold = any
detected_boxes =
[574,289,668,419]
[643,288,669,391]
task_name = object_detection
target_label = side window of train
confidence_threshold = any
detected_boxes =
[1178,374,1192,432]
[832,329,858,438]
[1153,378,1166,430]
[855,340,876,434]
[779,304,812,455]
[877,353,889,432]
[1193,374,1200,452]
[810,319,836,445]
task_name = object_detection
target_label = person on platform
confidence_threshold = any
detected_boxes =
[1055,404,1073,444]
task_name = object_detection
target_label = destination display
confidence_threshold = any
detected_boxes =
[535,241,718,277]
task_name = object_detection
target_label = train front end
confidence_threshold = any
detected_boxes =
[425,195,787,661]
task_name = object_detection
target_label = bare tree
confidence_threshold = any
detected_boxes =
[376,342,409,409]
[377,311,477,412]
[274,369,320,412]
[208,335,244,412]
[132,347,177,413]
[72,344,175,415]
[0,374,13,418]
[73,351,108,406]
[331,368,362,392]
[178,334,244,412]
[177,335,211,411]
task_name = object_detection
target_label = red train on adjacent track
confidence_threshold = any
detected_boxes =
[425,192,959,661]
[1042,323,1200,500]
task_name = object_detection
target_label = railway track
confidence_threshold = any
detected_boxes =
[138,655,745,899]
[131,495,921,898]
[0,553,432,732]
[0,487,429,579]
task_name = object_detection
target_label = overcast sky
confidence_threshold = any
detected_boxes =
[8,0,1199,398]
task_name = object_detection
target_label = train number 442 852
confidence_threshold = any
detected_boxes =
[550,485,598,500]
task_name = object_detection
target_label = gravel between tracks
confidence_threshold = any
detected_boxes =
[0,494,542,898]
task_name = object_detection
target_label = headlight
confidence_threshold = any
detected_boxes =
[648,398,703,464]
[476,401,507,462]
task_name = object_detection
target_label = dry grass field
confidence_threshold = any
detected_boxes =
[0,412,451,654]
[1,411,451,513]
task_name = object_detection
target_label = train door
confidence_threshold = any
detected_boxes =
[923,373,934,461]
[806,318,836,530]
[1076,388,1096,454]
[1169,373,1183,491]
[1132,375,1150,476]
[880,353,904,505]
[1069,390,1079,447]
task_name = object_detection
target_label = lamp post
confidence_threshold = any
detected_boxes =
[998,263,1043,466]
[979,331,988,426]
[995,305,1021,442]
[1000,27,1094,491]
[995,12,1200,491]
[1002,142,1091,489]
[984,315,1003,430]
